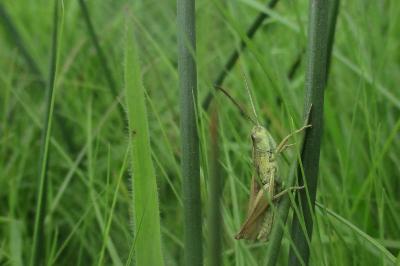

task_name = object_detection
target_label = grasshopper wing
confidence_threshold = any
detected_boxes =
[235,176,269,240]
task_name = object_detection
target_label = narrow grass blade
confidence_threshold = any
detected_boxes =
[289,0,331,265]
[30,1,60,265]
[177,0,203,264]
[124,18,164,266]
[316,202,397,264]
[98,149,129,266]
[207,106,223,266]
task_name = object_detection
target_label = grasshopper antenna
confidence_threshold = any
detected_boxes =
[241,66,260,126]
[215,85,257,125]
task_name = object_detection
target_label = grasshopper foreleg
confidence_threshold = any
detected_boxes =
[276,125,311,153]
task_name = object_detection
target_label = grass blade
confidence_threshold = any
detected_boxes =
[288,0,331,265]
[207,106,222,266]
[124,17,164,266]
[177,0,203,264]
[30,1,60,265]
[316,202,397,264]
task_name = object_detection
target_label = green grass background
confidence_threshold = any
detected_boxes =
[1,0,399,265]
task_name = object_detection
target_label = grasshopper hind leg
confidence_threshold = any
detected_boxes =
[257,209,275,241]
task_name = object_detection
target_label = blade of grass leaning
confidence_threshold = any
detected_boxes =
[30,1,60,265]
[201,0,280,110]
[288,0,330,265]
[315,202,397,264]
[177,0,203,264]
[207,106,223,266]
[124,18,164,266]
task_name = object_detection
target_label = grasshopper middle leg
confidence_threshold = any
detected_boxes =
[272,186,305,201]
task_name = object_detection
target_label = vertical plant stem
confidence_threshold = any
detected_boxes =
[78,0,125,120]
[207,106,222,266]
[325,0,340,81]
[30,1,60,265]
[288,0,330,265]
[177,0,202,264]
[267,1,339,265]
[202,0,280,110]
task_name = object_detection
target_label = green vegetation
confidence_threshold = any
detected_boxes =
[0,0,399,265]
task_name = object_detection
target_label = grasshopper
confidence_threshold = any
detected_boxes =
[216,85,311,241]
[234,124,310,241]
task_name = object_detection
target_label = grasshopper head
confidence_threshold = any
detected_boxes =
[251,125,268,143]
[251,125,275,151]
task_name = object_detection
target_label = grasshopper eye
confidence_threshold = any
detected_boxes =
[251,134,256,141]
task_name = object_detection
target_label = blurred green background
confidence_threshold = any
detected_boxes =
[0,0,399,265]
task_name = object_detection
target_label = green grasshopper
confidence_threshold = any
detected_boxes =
[216,85,310,241]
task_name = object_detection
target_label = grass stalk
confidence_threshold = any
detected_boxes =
[30,1,60,265]
[124,17,164,266]
[177,0,203,264]
[202,0,280,110]
[207,106,222,266]
[325,0,340,81]
[288,0,331,265]
[266,0,339,265]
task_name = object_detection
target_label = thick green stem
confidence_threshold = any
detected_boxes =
[288,0,330,265]
[177,0,202,265]
[266,1,339,265]
[325,0,340,82]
